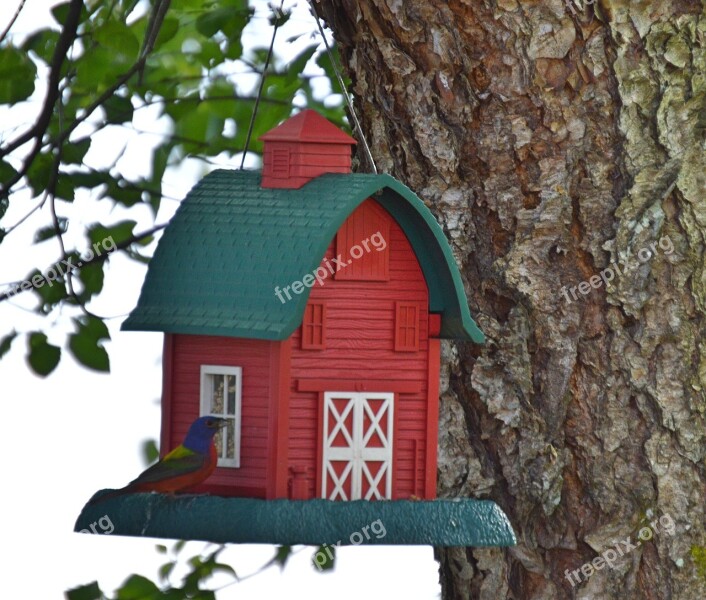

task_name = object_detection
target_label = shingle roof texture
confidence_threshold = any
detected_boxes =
[122,169,484,343]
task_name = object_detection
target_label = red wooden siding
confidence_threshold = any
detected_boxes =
[261,141,352,189]
[335,199,390,281]
[165,334,277,498]
[289,198,437,500]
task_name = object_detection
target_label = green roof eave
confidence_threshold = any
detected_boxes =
[373,175,485,343]
[122,170,484,343]
[76,492,516,547]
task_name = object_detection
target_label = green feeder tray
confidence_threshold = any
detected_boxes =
[75,493,516,547]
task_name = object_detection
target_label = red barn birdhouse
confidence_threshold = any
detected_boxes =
[76,110,514,548]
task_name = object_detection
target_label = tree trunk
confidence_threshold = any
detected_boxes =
[319,0,706,598]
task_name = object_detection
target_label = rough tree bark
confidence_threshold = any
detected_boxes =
[318,0,706,598]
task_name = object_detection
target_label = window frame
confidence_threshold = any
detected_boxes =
[302,301,327,350]
[270,146,290,178]
[199,365,242,468]
[395,302,420,352]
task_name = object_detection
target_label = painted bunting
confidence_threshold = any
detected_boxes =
[90,416,226,504]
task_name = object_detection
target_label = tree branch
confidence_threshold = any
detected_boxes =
[140,0,171,59]
[0,0,83,161]
[0,223,167,303]
[0,0,27,45]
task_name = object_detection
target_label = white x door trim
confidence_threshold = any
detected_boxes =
[322,392,394,500]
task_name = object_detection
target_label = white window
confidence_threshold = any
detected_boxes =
[200,365,242,468]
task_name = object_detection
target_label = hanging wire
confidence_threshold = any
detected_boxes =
[306,0,377,174]
[239,0,286,169]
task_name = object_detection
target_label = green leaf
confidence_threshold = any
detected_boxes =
[27,332,61,376]
[224,36,243,61]
[89,220,137,247]
[142,439,159,465]
[104,179,143,206]
[155,544,168,554]
[30,267,68,312]
[174,103,224,154]
[0,46,37,104]
[272,545,292,570]
[51,2,72,25]
[195,6,251,38]
[55,173,76,202]
[154,17,180,50]
[22,29,60,64]
[171,0,204,10]
[160,591,190,600]
[94,20,140,65]
[0,330,18,360]
[26,152,54,196]
[76,260,105,301]
[317,46,350,96]
[68,315,110,372]
[65,581,103,600]
[74,47,117,92]
[312,544,336,571]
[72,170,113,190]
[103,95,134,124]
[115,574,159,600]
[158,560,176,581]
[64,138,92,164]
[147,143,173,214]
[120,0,142,18]
[0,160,18,185]
[34,218,69,243]
[205,81,238,119]
[269,7,291,27]
[287,44,318,77]
[212,561,237,579]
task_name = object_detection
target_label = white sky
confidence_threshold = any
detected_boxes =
[0,1,442,598]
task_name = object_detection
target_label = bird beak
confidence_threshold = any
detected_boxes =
[214,418,228,429]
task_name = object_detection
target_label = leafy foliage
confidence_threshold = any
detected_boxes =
[64,541,312,598]
[0,0,346,375]
[65,544,235,599]
[1,1,351,596]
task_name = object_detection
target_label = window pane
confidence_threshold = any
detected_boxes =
[214,427,224,459]
[211,375,225,414]
[226,418,235,459]
[227,375,236,415]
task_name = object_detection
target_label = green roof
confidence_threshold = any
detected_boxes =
[122,170,484,343]
[76,493,515,547]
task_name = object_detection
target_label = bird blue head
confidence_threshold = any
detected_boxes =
[182,416,227,454]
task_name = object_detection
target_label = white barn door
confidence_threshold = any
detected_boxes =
[322,392,393,500]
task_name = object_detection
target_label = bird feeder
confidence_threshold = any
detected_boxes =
[75,110,515,548]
